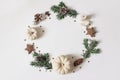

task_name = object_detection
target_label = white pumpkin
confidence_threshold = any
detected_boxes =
[27,27,38,40]
[81,15,88,20]
[80,20,91,26]
[80,14,91,26]
[52,55,72,74]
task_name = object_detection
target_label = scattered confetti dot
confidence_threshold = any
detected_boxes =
[24,39,26,41]
[88,61,90,63]
[36,47,38,49]
[73,71,75,73]
[74,20,76,22]
[88,23,91,26]
[42,30,45,32]
[50,70,51,72]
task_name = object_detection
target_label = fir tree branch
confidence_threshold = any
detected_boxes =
[51,5,60,13]
[67,9,78,17]
[89,40,99,51]
[83,38,101,59]
[58,2,66,7]
[30,52,52,70]
[57,13,67,20]
[33,52,39,57]
[83,39,89,50]
[51,2,78,20]
[83,51,91,59]
[91,48,101,54]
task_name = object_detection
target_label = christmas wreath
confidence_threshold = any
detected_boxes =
[24,2,101,75]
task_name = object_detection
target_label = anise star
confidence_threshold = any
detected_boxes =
[25,44,35,54]
[86,27,96,37]
[34,14,41,24]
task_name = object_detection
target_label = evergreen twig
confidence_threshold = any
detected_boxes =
[30,52,52,70]
[51,2,78,20]
[58,2,66,7]
[67,9,78,17]
[83,38,101,59]
[51,6,60,13]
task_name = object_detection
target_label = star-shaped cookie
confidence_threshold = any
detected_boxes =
[86,27,96,37]
[25,44,35,54]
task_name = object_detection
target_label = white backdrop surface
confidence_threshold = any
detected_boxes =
[0,0,120,80]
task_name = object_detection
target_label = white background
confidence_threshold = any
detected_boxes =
[0,0,120,80]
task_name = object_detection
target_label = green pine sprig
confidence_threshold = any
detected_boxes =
[67,9,78,18]
[51,6,60,13]
[58,2,66,7]
[30,52,52,70]
[51,1,78,20]
[83,38,101,59]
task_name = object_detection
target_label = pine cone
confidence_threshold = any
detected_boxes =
[36,56,42,61]
[36,56,46,61]
[74,58,84,67]
[60,7,69,14]
[45,11,51,16]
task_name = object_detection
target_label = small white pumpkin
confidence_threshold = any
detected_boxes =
[80,20,91,26]
[52,55,72,74]
[80,14,91,26]
[27,27,38,40]
[81,15,88,20]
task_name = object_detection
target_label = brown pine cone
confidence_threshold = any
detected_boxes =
[60,7,69,15]
[36,56,46,61]
[36,56,42,61]
[45,11,51,16]
[74,58,84,67]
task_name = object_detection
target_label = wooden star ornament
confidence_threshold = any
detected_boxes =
[25,44,35,54]
[86,27,96,37]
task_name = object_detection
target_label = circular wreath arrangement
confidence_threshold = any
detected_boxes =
[24,2,101,75]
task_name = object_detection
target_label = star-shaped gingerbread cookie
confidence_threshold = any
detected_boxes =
[86,27,96,37]
[25,44,35,54]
